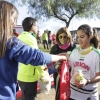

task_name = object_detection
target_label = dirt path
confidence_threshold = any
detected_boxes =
[17,82,100,100]
[16,87,55,100]
[37,87,55,100]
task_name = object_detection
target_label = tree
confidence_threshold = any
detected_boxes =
[7,0,100,27]
[27,0,100,27]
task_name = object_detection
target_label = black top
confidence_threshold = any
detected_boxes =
[50,43,76,54]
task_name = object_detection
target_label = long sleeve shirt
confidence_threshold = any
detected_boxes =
[0,37,52,100]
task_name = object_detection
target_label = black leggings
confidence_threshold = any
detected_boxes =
[18,81,37,100]
[53,72,58,89]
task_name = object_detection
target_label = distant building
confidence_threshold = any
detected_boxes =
[13,25,23,34]
[70,27,100,35]
[94,27,100,34]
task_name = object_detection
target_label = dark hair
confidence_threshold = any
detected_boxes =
[0,1,18,57]
[77,24,99,48]
[48,31,51,34]
[22,17,37,31]
[13,29,16,32]
[56,27,72,43]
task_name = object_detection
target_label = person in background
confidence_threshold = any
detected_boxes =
[42,30,49,49]
[13,28,19,37]
[0,1,67,100]
[37,31,41,46]
[52,33,56,44]
[69,24,100,100]
[17,17,46,100]
[48,31,52,49]
[50,27,76,100]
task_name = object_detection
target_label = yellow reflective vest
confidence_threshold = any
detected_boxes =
[17,31,45,82]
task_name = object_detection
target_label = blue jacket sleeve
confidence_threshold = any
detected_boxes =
[8,38,52,66]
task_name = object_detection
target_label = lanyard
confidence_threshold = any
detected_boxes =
[78,46,93,60]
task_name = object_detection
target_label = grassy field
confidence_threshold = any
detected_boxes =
[38,45,50,53]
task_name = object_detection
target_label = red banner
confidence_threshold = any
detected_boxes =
[58,61,70,100]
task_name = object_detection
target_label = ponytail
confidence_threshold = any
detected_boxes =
[90,28,99,48]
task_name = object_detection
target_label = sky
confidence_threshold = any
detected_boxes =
[17,5,100,33]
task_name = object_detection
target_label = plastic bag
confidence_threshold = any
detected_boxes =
[58,61,70,100]
[38,68,51,94]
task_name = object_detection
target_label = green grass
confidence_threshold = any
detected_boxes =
[38,45,50,53]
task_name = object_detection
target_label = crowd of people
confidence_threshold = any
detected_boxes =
[0,1,100,100]
[37,30,56,49]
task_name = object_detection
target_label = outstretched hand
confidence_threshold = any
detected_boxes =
[51,54,67,62]
[58,52,69,60]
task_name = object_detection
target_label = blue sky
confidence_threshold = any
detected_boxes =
[17,6,100,33]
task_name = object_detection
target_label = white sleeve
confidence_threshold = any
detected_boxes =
[68,51,74,67]
[95,55,100,73]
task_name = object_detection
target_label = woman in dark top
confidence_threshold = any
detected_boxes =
[50,27,76,100]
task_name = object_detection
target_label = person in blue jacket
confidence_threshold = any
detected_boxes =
[0,1,66,100]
